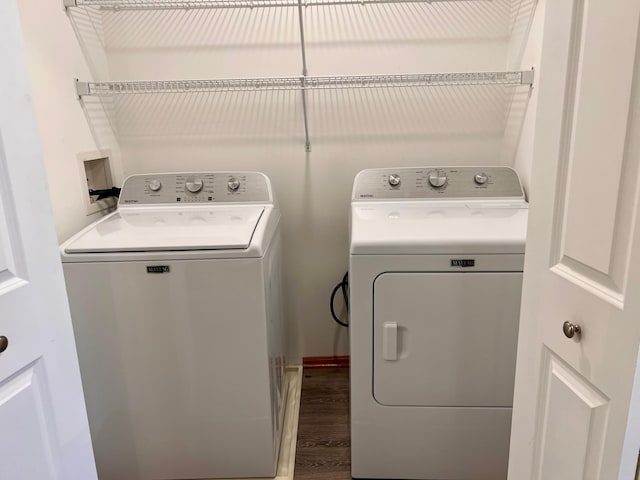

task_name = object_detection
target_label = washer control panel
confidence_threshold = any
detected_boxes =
[119,172,272,205]
[353,167,524,200]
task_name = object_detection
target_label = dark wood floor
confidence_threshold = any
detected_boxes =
[295,367,351,480]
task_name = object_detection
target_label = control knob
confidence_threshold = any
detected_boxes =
[185,177,204,193]
[228,178,241,191]
[474,172,488,185]
[388,174,401,187]
[428,171,447,188]
[148,179,162,192]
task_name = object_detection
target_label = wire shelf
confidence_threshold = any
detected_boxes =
[306,72,532,89]
[77,71,534,96]
[66,0,487,10]
[68,0,297,9]
[80,77,303,95]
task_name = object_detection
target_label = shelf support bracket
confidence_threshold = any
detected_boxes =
[521,68,535,87]
[297,0,311,152]
[300,77,311,152]
[75,79,90,99]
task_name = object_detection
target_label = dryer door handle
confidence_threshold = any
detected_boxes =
[382,322,398,361]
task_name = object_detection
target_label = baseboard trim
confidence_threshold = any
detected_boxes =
[302,355,350,368]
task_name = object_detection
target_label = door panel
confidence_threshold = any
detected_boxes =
[559,0,638,277]
[0,361,59,480]
[534,351,609,480]
[0,149,27,291]
[550,0,640,306]
[373,272,522,407]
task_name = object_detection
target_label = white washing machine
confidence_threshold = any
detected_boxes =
[349,166,528,480]
[61,172,286,480]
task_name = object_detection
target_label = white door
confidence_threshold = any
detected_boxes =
[0,2,97,479]
[508,0,640,478]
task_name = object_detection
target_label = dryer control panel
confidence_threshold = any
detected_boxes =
[352,166,524,200]
[118,172,272,205]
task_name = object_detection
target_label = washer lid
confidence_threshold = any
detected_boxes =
[64,206,265,253]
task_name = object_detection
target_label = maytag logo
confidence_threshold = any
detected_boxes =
[451,259,475,268]
[147,266,170,274]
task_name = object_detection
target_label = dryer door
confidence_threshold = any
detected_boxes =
[373,272,522,407]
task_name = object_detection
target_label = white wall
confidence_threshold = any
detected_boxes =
[21,0,541,363]
[16,0,124,244]
[509,0,547,197]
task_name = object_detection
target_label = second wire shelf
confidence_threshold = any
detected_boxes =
[76,71,535,97]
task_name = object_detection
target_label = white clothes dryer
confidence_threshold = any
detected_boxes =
[349,166,528,480]
[61,172,285,480]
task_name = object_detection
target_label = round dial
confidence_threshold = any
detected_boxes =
[148,179,162,192]
[474,172,488,185]
[428,171,447,188]
[185,177,204,193]
[228,178,241,191]
[388,174,401,187]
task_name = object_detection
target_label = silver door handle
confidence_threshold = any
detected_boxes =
[563,321,582,339]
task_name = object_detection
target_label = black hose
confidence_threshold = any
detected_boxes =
[89,187,121,200]
[330,271,349,327]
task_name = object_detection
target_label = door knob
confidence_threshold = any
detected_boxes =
[0,336,7,353]
[563,321,582,339]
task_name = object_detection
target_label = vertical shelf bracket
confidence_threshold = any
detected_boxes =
[300,78,311,153]
[297,0,312,152]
